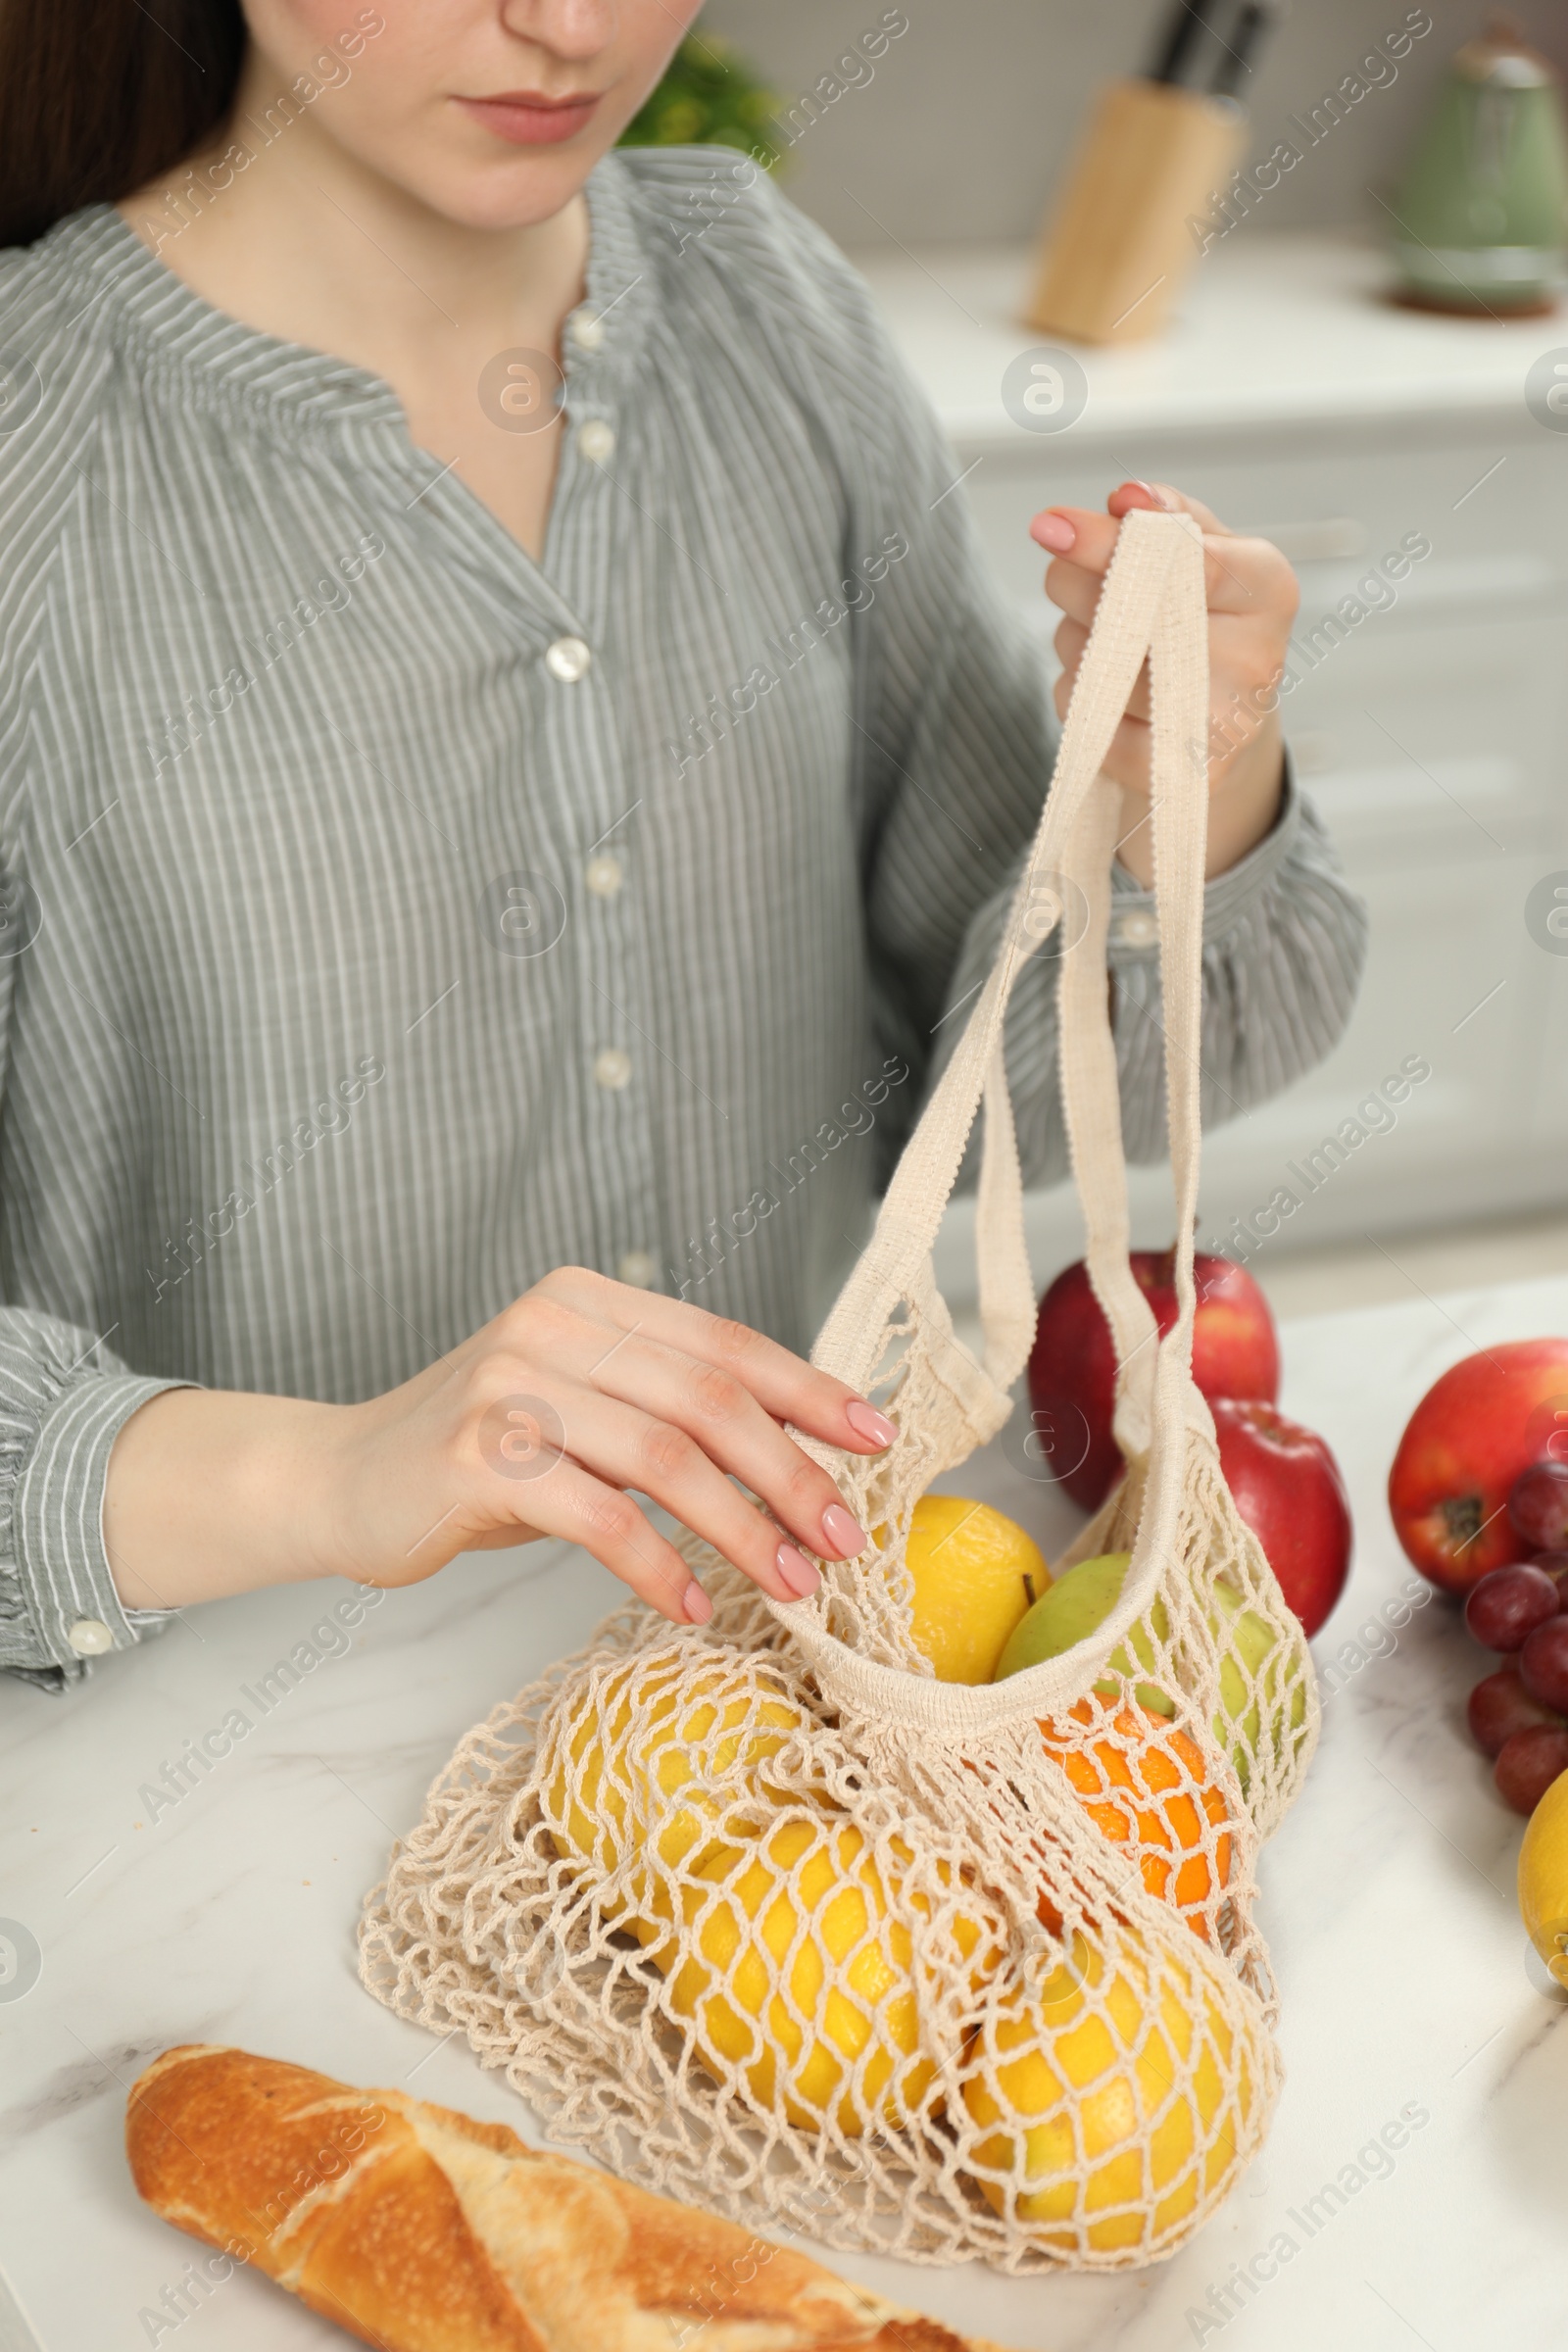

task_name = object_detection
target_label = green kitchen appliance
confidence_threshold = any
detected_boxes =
[1390,17,1568,315]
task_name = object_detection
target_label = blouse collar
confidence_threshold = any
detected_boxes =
[50,150,654,434]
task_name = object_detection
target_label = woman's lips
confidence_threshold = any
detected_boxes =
[457,91,602,147]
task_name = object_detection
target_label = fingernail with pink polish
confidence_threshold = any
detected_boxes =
[682,1581,713,1624]
[1032,511,1076,554]
[820,1503,869,1558]
[845,1400,898,1449]
[775,1543,820,1599]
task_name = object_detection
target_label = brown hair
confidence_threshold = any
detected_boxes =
[0,0,247,250]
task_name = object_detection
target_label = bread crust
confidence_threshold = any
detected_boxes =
[126,2046,1018,2352]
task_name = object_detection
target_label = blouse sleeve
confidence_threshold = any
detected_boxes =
[0,514,186,1690]
[0,1298,186,1691]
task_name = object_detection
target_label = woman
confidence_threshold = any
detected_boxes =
[0,1,1364,1691]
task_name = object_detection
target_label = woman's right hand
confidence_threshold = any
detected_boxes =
[107,1268,896,1625]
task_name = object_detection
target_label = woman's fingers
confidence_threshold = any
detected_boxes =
[1046,466,1298,817]
[528,1267,896,1455]
[465,1270,883,1598]
[1035,484,1296,623]
[1042,559,1101,631]
[485,1305,869,1570]
[1045,518,1254,617]
[510,1279,883,1552]
[677,1305,896,1454]
[399,1270,898,1619]
[1106,477,1230,536]
[344,1272,894,1609]
[573,1331,865,1568]
[502,1375,827,1602]
[1038,480,1223,562]
[496,1451,711,1625]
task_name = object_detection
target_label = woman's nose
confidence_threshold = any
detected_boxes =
[497,0,625,67]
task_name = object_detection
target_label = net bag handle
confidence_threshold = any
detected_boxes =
[811,507,1208,1413]
[785,509,1212,1731]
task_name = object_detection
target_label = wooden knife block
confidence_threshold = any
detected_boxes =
[1026,77,1247,345]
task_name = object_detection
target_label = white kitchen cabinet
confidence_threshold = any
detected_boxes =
[850,233,1568,1299]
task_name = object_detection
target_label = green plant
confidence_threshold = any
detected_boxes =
[618,30,784,172]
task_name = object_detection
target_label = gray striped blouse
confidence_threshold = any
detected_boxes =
[0,149,1366,1690]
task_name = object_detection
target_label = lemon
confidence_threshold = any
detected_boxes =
[959,1936,1261,2255]
[1519,1766,1568,1989]
[649,1813,1004,2135]
[903,1495,1050,1684]
[541,1655,808,1901]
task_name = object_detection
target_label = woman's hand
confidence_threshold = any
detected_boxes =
[1032,479,1299,883]
[105,1268,895,1627]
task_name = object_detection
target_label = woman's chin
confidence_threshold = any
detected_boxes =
[370,145,604,234]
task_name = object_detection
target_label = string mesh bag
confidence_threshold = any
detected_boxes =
[360,509,1320,2272]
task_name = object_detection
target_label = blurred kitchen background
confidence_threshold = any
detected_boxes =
[664,0,1568,1321]
[699,0,1567,248]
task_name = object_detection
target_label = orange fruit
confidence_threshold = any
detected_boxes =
[1038,1696,1232,1941]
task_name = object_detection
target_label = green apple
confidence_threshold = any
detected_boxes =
[993,1554,1308,1795]
[1210,1577,1308,1794]
[994,1551,1175,1717]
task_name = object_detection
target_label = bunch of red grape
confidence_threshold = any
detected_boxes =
[1464,1460,1568,1815]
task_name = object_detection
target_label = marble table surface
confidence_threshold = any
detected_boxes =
[4,1273,1567,2352]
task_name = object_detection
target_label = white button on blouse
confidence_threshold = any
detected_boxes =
[1115,909,1159,950]
[544,636,592,683]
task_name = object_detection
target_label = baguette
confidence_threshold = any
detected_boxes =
[126,2046,1021,2352]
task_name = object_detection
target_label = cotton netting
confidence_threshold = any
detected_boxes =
[360,512,1320,2270]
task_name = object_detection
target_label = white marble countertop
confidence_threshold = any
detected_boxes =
[847,231,1565,451]
[4,1273,1567,2352]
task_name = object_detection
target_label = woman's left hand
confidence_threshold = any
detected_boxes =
[1032,479,1299,883]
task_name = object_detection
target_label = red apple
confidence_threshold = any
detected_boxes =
[1211,1396,1353,1636]
[1387,1338,1568,1594]
[1028,1250,1279,1511]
